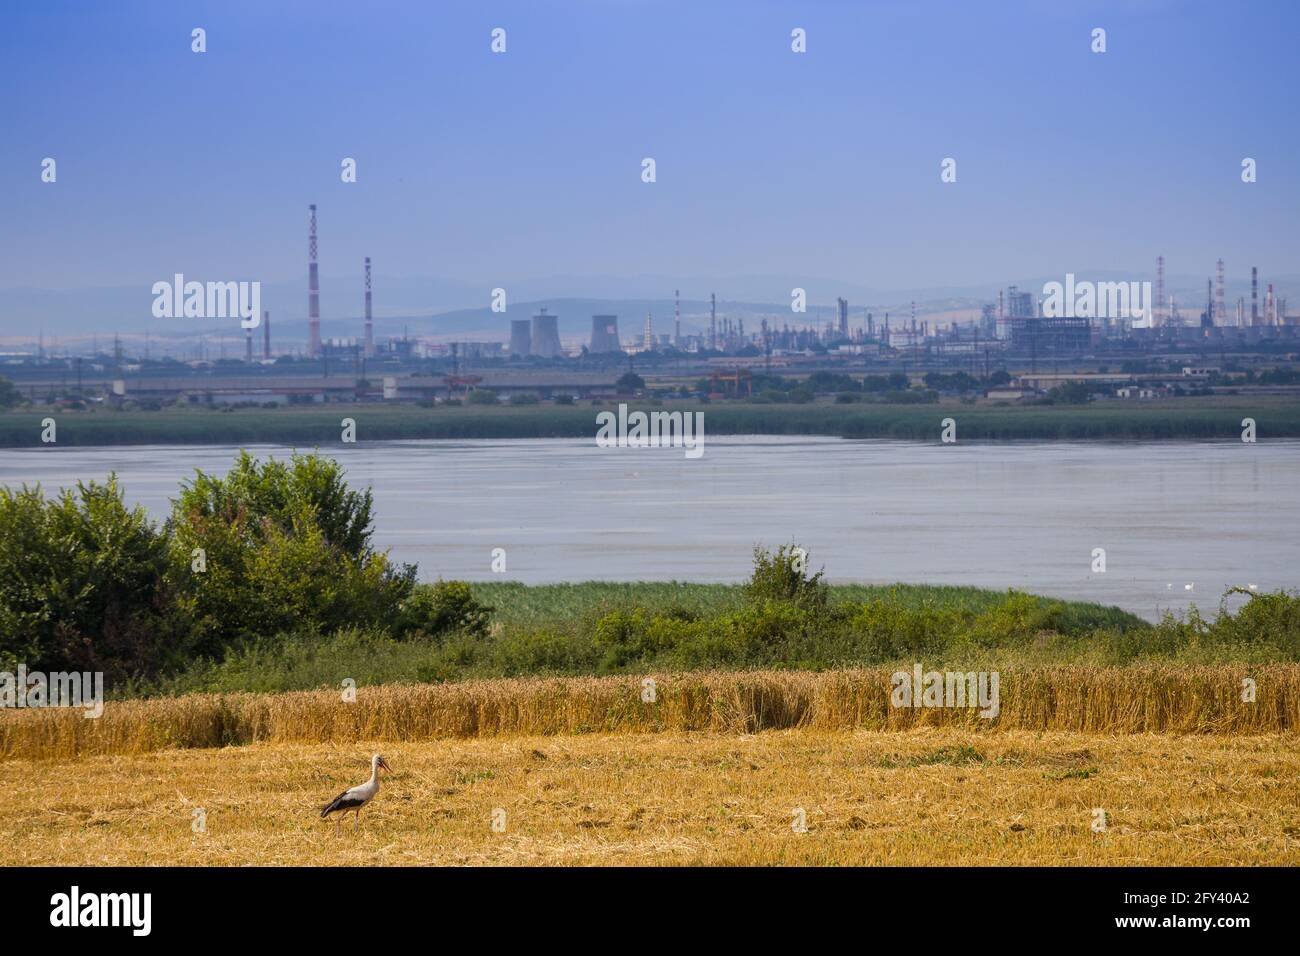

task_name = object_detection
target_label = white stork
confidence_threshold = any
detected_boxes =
[320,754,392,831]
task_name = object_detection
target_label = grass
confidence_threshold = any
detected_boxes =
[467,581,1142,632]
[120,580,1300,699]
[124,582,1156,697]
[4,664,1299,761]
[3,729,1297,865]
[2,394,1297,446]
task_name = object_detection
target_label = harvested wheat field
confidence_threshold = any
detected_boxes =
[3,729,1298,866]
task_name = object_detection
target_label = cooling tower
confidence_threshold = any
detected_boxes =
[589,314,621,353]
[530,309,562,358]
[509,319,532,357]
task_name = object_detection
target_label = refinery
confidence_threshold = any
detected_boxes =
[3,202,1297,407]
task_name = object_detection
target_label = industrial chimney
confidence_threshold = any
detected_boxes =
[674,290,681,347]
[1251,267,1259,326]
[1215,259,1226,327]
[308,204,321,357]
[709,293,717,350]
[363,257,374,358]
[263,311,271,359]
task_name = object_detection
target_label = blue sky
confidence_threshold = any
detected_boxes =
[2,0,1297,301]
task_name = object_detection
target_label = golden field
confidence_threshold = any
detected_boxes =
[3,665,1299,760]
[2,729,1298,866]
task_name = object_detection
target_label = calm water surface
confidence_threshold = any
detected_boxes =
[3,437,1295,621]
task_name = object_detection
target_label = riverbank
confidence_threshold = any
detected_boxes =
[2,394,1296,446]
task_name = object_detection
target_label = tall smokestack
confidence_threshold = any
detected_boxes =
[308,204,321,357]
[1251,266,1259,326]
[263,311,271,359]
[1155,256,1165,327]
[1215,260,1226,327]
[363,257,374,358]
[245,327,253,363]
[674,289,681,347]
[709,293,717,350]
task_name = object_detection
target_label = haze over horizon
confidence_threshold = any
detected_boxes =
[3,0,1298,337]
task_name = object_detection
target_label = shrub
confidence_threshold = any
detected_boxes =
[397,580,494,641]
[0,480,177,680]
[744,545,827,610]
[1212,588,1300,653]
[467,389,499,405]
[166,452,414,655]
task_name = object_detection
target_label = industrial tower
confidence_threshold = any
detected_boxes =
[1251,267,1259,325]
[1215,260,1226,327]
[308,204,321,357]
[363,257,374,358]
[674,289,681,347]
[1155,256,1165,327]
[643,311,653,351]
[709,293,717,350]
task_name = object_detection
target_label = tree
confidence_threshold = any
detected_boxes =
[1046,381,1093,405]
[616,371,644,392]
[0,376,21,408]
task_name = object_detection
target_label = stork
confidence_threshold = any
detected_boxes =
[320,754,392,831]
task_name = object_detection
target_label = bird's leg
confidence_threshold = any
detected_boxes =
[354,808,360,832]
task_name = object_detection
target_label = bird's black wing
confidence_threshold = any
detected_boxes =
[321,790,365,817]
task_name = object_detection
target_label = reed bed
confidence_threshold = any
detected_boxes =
[3,664,1297,760]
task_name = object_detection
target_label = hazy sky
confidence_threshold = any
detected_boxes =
[2,0,1297,297]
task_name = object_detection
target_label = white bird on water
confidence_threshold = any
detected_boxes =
[321,754,392,831]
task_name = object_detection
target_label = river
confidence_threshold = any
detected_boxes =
[2,437,1294,620]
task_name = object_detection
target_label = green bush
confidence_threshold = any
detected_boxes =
[166,451,415,655]
[1211,588,1300,653]
[397,580,493,641]
[0,479,177,679]
[467,389,499,405]
[744,545,827,610]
